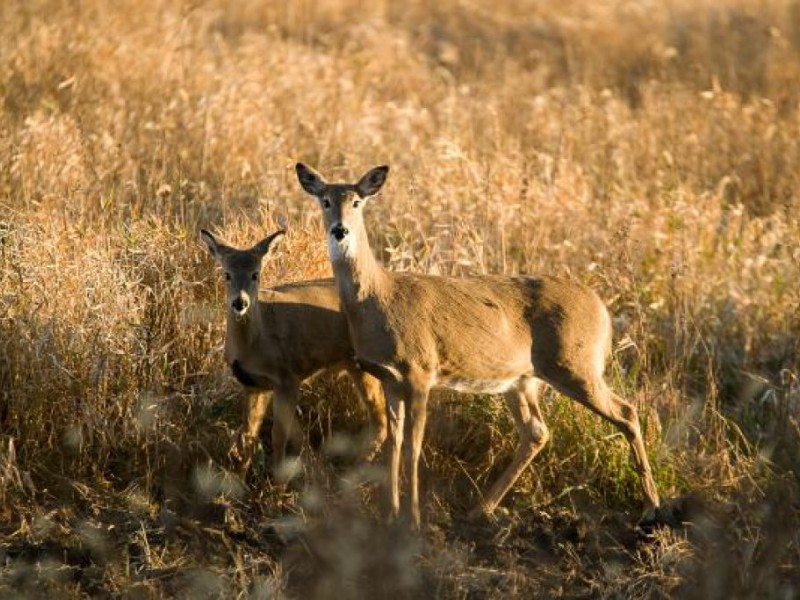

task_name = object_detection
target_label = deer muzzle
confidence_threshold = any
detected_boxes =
[330,223,349,241]
[231,293,251,316]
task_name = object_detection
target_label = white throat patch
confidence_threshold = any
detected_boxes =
[328,233,358,262]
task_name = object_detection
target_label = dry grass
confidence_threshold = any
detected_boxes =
[1,0,799,597]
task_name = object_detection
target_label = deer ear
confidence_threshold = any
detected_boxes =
[251,229,286,259]
[355,165,389,198]
[295,163,327,196]
[200,229,221,258]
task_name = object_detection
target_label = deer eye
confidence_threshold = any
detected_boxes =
[224,272,231,281]
[251,272,258,281]
[322,198,331,209]
[353,199,361,208]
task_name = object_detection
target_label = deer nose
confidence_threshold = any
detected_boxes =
[232,296,250,314]
[331,223,349,241]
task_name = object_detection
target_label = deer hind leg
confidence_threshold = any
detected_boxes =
[544,368,660,517]
[347,367,388,462]
[470,376,549,519]
[237,389,271,479]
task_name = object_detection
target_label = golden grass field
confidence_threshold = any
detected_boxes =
[1,0,799,597]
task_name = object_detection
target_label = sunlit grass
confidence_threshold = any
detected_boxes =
[0,0,799,597]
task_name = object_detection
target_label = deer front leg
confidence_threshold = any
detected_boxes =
[348,368,388,462]
[385,389,405,522]
[271,383,301,485]
[404,384,430,530]
[237,389,270,479]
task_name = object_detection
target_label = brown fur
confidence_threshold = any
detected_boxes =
[200,229,387,480]
[296,163,660,528]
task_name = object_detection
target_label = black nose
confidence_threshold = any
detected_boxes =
[331,224,349,241]
[232,297,249,312]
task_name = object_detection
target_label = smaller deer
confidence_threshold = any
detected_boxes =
[200,228,387,479]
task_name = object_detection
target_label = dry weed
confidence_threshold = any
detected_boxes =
[0,0,798,596]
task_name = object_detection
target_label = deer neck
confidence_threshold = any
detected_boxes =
[331,228,390,305]
[225,303,264,361]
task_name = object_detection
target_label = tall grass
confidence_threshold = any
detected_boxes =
[1,0,799,596]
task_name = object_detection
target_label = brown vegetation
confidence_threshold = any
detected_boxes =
[1,0,799,597]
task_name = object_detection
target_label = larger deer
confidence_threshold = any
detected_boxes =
[295,163,660,529]
[200,229,387,479]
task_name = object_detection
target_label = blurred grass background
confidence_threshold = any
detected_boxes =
[0,0,799,597]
